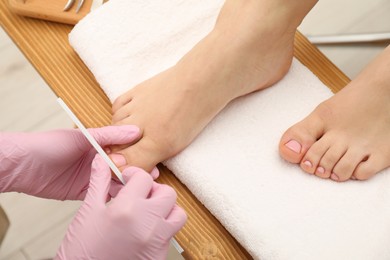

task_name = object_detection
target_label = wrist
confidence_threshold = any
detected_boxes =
[0,134,24,193]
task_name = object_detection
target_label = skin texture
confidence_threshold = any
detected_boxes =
[279,45,390,181]
[111,0,318,172]
[112,0,389,182]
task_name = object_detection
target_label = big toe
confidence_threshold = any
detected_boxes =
[119,137,165,173]
[279,113,325,164]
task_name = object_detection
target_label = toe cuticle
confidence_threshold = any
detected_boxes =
[285,139,302,154]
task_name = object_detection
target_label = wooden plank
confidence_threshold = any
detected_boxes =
[0,0,350,258]
[294,31,350,93]
[8,0,93,25]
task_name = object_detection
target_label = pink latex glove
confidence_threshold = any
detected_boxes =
[56,155,187,260]
[0,125,159,200]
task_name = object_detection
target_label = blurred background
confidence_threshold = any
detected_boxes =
[0,0,389,259]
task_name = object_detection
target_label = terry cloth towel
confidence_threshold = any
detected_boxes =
[69,0,390,259]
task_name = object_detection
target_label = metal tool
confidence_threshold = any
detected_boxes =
[307,32,390,45]
[63,0,85,13]
[57,98,185,255]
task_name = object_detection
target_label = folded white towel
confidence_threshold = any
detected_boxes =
[69,1,390,259]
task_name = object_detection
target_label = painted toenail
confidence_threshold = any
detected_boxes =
[303,160,312,168]
[316,167,325,175]
[331,173,339,181]
[285,140,301,153]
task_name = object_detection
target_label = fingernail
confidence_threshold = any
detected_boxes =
[110,154,127,168]
[122,166,142,178]
[122,125,140,135]
[285,140,301,153]
[316,166,325,175]
[303,160,312,168]
[331,173,339,181]
[150,167,160,180]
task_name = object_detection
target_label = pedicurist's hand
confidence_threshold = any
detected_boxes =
[56,155,187,260]
[0,125,159,200]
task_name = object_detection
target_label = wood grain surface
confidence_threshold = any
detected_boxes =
[1,1,350,258]
[8,0,93,25]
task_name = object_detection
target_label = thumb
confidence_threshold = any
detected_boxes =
[88,125,141,147]
[84,154,112,206]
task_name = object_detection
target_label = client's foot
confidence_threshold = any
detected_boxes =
[111,1,299,171]
[279,45,390,181]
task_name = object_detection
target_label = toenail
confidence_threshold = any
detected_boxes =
[285,140,301,153]
[316,167,325,175]
[331,173,339,181]
[303,160,312,168]
[110,153,127,168]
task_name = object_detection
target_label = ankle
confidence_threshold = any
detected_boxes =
[352,45,390,94]
[214,0,317,44]
[174,50,238,107]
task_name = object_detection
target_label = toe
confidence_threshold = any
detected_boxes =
[279,112,325,164]
[112,91,133,114]
[332,149,367,182]
[353,155,388,181]
[112,104,134,124]
[119,137,164,172]
[300,137,331,175]
[317,143,347,181]
[313,165,329,179]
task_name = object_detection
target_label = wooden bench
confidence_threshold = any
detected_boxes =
[0,1,349,258]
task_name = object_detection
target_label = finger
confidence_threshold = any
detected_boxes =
[114,167,154,203]
[118,165,159,180]
[109,166,158,197]
[88,125,141,147]
[108,179,124,199]
[162,205,187,239]
[85,154,112,205]
[149,183,177,218]
[150,167,160,180]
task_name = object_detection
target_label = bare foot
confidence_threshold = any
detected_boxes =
[110,0,308,171]
[279,45,390,182]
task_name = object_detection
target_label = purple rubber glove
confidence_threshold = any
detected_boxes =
[56,155,187,260]
[0,125,159,200]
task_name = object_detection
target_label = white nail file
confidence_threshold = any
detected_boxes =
[57,98,184,255]
[57,98,125,184]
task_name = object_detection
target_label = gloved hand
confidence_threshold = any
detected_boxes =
[0,125,159,200]
[56,155,187,260]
